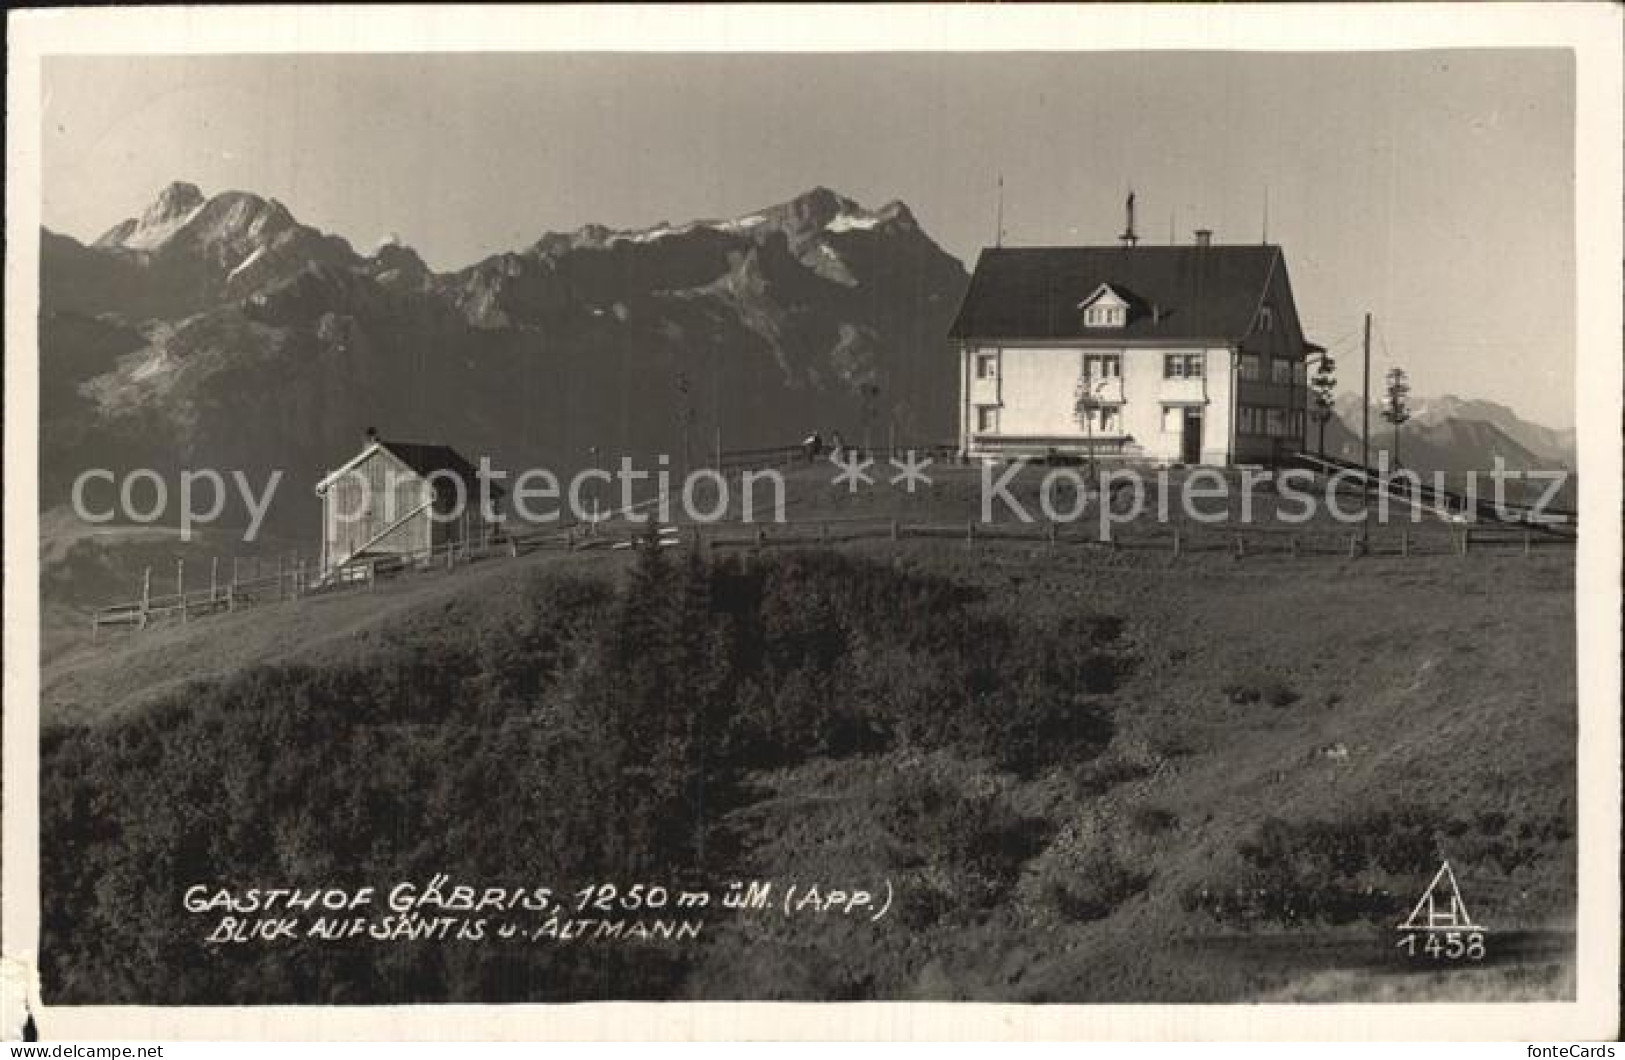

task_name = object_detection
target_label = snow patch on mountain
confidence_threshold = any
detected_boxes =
[826,211,881,233]
[611,209,772,244]
[613,224,690,245]
[226,246,268,281]
[717,213,766,231]
[129,351,172,382]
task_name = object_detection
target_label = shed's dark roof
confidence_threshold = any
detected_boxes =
[378,439,505,498]
[948,244,1285,341]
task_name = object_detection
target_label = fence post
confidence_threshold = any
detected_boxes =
[966,519,976,547]
[1233,533,1245,560]
[178,559,187,623]
[1047,519,1058,550]
[140,566,152,628]
[820,522,829,543]
[210,557,219,605]
[509,536,519,558]
[1171,527,1181,559]
[755,525,767,549]
[231,556,239,609]
[1523,530,1532,556]
[890,518,900,542]
[1290,534,1300,558]
[368,562,377,591]
[1401,529,1410,557]
[1347,533,1357,559]
[1462,529,1472,556]
[277,556,285,600]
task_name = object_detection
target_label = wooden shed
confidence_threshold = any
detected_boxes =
[314,430,504,581]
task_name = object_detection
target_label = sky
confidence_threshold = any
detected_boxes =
[41,50,1576,427]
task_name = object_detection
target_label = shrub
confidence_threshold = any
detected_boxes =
[1072,742,1159,795]
[1045,849,1150,921]
[41,547,1129,1002]
[1221,668,1300,708]
[1129,805,1179,835]
[872,776,1052,911]
[1181,805,1574,929]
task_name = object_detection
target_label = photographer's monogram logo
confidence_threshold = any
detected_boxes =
[1396,860,1488,962]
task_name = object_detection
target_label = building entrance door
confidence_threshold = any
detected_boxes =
[1181,408,1203,464]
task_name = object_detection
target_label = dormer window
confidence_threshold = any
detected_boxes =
[1078,283,1131,329]
[1084,304,1125,327]
[1257,303,1275,332]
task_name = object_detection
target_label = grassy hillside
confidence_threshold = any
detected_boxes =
[38,474,1577,1004]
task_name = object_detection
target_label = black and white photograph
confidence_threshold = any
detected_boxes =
[4,3,1620,1042]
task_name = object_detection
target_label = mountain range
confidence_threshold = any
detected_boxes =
[41,182,968,531]
[39,182,1575,532]
[1320,393,1575,473]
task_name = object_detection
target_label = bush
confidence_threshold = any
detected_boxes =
[1182,804,1574,929]
[872,775,1052,912]
[1129,805,1179,835]
[1221,668,1300,708]
[1072,742,1160,795]
[1045,849,1150,921]
[42,547,1129,1002]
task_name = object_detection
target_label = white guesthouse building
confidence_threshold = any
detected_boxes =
[948,236,1321,466]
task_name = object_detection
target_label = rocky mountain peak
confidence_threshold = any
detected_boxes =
[93,182,303,256]
[762,186,862,235]
[874,199,918,230]
[147,181,206,222]
[95,180,208,250]
[367,240,432,289]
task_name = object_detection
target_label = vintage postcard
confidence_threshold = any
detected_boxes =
[4,3,1620,1042]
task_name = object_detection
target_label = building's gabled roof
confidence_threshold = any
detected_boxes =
[316,438,505,498]
[948,244,1286,342]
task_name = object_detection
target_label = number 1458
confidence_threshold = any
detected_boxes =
[1397,931,1486,960]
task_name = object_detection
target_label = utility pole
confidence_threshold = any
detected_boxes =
[587,445,601,529]
[676,370,694,480]
[861,383,881,456]
[1361,312,1372,554]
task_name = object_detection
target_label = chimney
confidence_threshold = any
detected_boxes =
[365,426,379,445]
[1119,191,1139,248]
[1193,229,1213,248]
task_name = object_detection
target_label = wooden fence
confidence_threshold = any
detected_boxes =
[652,516,1572,559]
[91,509,1573,638]
[713,441,962,474]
